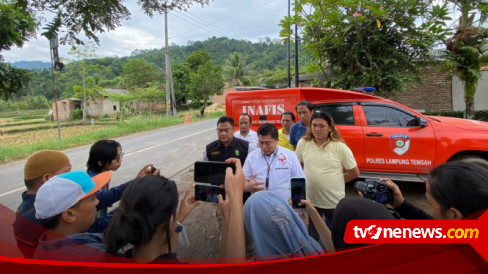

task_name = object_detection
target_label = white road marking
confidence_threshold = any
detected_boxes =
[125,128,213,157]
[0,186,26,198]
[0,128,214,197]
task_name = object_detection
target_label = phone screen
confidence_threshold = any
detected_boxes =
[291,177,306,209]
[194,161,235,185]
[194,183,225,202]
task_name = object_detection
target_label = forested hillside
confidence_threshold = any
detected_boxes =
[12,36,307,104]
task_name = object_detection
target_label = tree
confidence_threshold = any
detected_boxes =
[189,60,224,117]
[172,62,191,106]
[0,1,36,99]
[67,42,104,121]
[280,0,451,96]
[442,0,488,119]
[186,50,211,71]
[224,53,252,86]
[122,58,160,89]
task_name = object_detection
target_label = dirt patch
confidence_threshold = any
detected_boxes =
[206,103,225,112]
[173,167,222,260]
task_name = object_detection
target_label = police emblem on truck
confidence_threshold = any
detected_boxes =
[390,134,410,156]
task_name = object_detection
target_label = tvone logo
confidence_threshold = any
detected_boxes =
[242,104,285,116]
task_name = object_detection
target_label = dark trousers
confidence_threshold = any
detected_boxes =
[308,207,334,244]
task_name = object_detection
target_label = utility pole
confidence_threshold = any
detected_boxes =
[294,0,299,88]
[82,65,86,122]
[287,0,291,88]
[164,8,171,117]
[49,34,63,145]
[164,8,177,117]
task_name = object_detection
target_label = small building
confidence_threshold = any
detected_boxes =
[52,98,82,121]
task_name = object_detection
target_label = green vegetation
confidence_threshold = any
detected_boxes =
[442,1,488,119]
[280,0,452,96]
[0,109,224,163]
[423,110,488,122]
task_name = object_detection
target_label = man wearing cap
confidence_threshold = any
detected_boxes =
[33,171,112,260]
[14,150,72,258]
[13,150,130,258]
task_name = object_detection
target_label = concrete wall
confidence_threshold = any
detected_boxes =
[86,97,120,117]
[452,71,488,111]
[52,99,81,121]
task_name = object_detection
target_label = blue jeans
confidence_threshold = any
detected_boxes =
[307,207,334,243]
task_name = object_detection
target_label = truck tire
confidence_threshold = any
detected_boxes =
[453,156,488,166]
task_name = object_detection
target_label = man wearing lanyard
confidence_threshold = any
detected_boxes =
[243,123,305,203]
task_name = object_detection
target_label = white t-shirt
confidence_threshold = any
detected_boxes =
[234,130,259,152]
[243,146,305,203]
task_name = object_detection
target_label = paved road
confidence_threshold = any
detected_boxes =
[0,118,218,211]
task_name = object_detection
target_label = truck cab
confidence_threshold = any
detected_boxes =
[226,87,488,182]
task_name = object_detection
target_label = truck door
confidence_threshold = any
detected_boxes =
[359,103,436,174]
[315,103,365,169]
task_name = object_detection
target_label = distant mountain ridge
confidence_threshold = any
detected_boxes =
[9,60,51,70]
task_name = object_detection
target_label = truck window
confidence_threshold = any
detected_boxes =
[316,104,355,125]
[363,105,418,127]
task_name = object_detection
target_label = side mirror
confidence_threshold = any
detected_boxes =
[418,117,428,127]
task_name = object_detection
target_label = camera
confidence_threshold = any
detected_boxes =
[354,179,393,204]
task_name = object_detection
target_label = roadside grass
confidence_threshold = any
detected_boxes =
[0,109,224,163]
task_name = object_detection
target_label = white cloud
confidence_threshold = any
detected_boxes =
[3,0,289,62]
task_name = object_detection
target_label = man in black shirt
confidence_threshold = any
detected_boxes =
[204,116,249,164]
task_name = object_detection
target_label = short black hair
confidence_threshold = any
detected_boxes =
[240,113,252,124]
[87,140,122,174]
[429,161,488,217]
[217,116,235,128]
[257,123,279,139]
[38,213,62,229]
[295,100,315,112]
[281,111,296,122]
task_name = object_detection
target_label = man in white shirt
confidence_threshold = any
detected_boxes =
[243,123,305,203]
[234,113,259,153]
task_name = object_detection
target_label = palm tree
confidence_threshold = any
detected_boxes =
[224,53,252,87]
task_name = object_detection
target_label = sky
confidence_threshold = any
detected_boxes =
[4,0,289,63]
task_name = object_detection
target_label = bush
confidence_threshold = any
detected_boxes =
[99,114,111,121]
[13,101,28,110]
[24,95,50,109]
[475,110,488,121]
[71,109,83,120]
[424,110,488,121]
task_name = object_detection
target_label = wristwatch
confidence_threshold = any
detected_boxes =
[174,221,183,233]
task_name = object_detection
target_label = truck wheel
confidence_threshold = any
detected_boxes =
[453,156,488,166]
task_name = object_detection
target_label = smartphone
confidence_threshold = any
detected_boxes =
[150,165,160,176]
[291,177,306,209]
[194,161,235,185]
[194,183,226,202]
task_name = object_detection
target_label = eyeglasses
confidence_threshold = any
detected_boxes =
[116,152,124,161]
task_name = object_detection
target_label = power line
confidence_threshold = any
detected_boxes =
[170,11,237,39]
[168,0,281,40]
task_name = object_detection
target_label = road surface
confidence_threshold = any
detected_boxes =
[0,118,218,212]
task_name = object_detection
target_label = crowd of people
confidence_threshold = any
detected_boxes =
[11,100,488,263]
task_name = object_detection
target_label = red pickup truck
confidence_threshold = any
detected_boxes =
[225,87,488,182]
